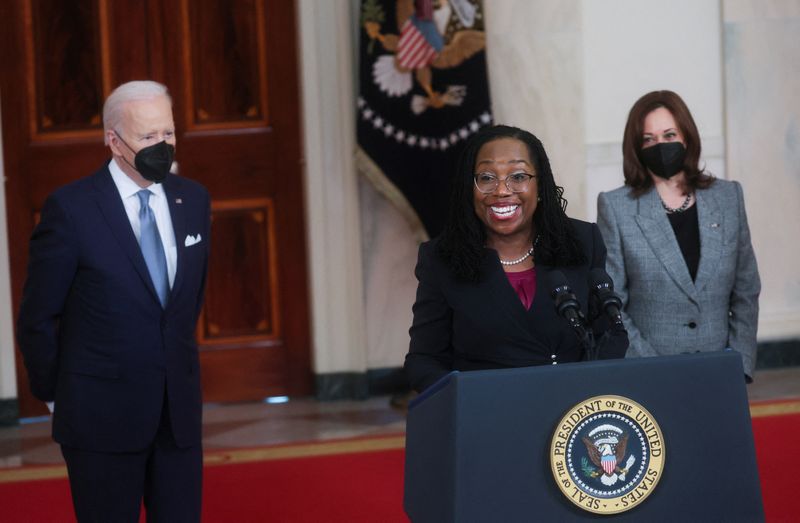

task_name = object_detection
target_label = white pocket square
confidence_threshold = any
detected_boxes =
[184,234,202,247]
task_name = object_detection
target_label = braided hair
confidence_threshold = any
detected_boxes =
[437,125,586,282]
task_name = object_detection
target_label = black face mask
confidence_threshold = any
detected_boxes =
[114,132,175,183]
[639,142,686,180]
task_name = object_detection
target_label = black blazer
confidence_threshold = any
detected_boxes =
[404,219,628,392]
[17,162,210,452]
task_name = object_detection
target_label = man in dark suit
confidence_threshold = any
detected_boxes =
[17,80,210,522]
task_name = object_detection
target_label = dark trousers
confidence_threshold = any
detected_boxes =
[60,400,202,523]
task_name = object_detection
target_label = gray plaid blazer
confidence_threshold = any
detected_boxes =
[597,179,760,377]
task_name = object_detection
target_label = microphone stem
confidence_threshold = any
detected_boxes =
[567,317,596,361]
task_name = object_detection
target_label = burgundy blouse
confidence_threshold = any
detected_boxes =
[505,267,537,310]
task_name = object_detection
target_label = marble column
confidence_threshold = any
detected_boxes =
[722,0,800,341]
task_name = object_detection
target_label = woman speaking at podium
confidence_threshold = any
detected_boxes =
[404,125,628,393]
[597,91,760,381]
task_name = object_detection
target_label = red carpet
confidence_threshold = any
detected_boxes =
[751,404,800,523]
[202,447,408,522]
[0,406,797,522]
[0,441,409,523]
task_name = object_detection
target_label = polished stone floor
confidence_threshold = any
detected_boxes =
[0,366,798,471]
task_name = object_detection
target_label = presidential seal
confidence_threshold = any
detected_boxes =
[549,395,665,514]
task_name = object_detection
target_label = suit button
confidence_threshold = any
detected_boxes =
[688,322,697,329]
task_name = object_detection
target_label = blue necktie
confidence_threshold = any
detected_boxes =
[137,190,169,307]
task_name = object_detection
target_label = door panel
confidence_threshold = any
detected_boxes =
[181,0,269,128]
[0,0,312,417]
[201,199,281,345]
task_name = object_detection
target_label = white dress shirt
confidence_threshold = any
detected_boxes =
[109,158,178,288]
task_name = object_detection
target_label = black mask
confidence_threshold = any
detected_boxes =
[639,142,686,179]
[114,132,175,183]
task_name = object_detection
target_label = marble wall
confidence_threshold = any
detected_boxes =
[722,0,800,340]
[582,0,726,220]
[357,176,419,369]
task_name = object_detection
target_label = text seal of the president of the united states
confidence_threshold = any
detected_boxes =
[550,395,665,514]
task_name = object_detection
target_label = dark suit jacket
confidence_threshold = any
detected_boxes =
[404,219,628,392]
[17,162,210,452]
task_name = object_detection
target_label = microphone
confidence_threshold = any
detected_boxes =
[549,270,595,360]
[588,268,624,328]
[549,271,586,331]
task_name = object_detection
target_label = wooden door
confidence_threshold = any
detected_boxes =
[0,0,312,417]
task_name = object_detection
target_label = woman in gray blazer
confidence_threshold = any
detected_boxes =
[597,90,760,380]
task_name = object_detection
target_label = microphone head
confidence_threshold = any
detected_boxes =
[589,267,623,311]
[548,270,581,317]
[589,267,614,292]
[548,270,571,299]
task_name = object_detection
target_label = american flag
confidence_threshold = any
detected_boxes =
[396,14,443,70]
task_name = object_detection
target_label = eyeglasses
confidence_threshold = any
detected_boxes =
[474,172,536,194]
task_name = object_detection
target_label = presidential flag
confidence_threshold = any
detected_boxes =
[357,0,492,237]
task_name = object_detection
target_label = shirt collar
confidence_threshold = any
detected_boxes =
[109,158,167,200]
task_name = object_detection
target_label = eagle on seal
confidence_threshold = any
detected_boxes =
[363,0,486,114]
[582,424,635,486]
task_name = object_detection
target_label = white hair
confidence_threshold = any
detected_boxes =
[102,80,172,144]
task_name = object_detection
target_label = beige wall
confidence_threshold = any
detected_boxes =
[722,0,800,339]
[582,0,725,217]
